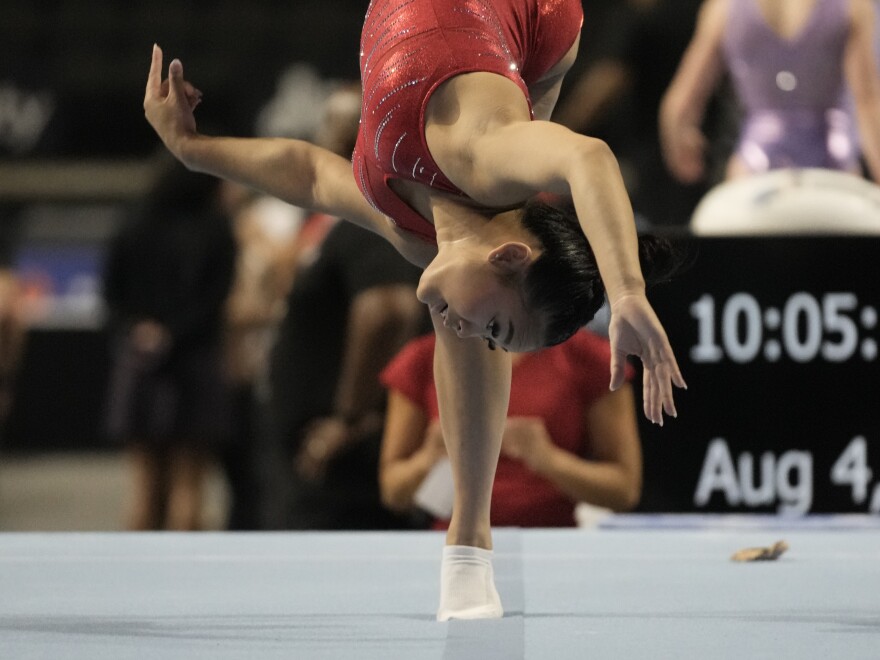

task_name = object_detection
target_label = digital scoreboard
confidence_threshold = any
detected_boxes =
[637,236,880,515]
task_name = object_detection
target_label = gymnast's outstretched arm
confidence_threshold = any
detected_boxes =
[430,73,685,424]
[486,120,685,424]
[143,45,401,247]
[429,312,511,550]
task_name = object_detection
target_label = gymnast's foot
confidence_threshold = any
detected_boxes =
[437,545,503,621]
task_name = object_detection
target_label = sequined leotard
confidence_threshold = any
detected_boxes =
[723,0,858,173]
[352,0,584,243]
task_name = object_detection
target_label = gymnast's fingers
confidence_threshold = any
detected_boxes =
[146,44,163,100]
[183,81,203,109]
[609,349,627,391]
[167,58,186,101]
[642,367,658,425]
[659,363,678,420]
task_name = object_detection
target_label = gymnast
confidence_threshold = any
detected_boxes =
[143,0,685,620]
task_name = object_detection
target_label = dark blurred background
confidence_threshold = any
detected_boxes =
[3,0,684,454]
[2,1,876,529]
[0,0,366,158]
[0,0,370,453]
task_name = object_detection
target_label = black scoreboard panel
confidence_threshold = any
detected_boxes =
[636,236,879,514]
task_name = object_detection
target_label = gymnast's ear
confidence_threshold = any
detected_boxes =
[487,242,532,275]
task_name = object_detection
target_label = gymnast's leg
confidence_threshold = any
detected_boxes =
[431,315,509,619]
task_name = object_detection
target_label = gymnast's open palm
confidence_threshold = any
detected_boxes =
[144,45,202,159]
[608,294,686,426]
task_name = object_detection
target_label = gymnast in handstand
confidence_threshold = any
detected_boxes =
[143,0,686,620]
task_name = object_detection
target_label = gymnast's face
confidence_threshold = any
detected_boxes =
[417,242,544,352]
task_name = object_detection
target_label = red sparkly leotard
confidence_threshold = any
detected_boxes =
[352,0,584,243]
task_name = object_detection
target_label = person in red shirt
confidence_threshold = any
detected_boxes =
[380,330,642,530]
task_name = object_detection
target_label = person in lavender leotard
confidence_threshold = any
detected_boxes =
[660,0,880,183]
[143,0,686,621]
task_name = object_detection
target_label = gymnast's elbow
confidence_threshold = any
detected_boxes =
[573,135,619,175]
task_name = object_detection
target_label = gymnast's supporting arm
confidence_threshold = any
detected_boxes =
[430,312,511,550]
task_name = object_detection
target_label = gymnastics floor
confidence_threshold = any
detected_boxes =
[1,516,879,659]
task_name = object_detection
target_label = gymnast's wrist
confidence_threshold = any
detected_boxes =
[606,280,646,306]
[175,133,211,172]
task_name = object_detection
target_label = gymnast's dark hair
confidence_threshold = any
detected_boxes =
[520,200,681,347]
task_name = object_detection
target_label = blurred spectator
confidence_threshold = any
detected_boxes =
[247,82,429,530]
[259,219,428,530]
[554,0,717,228]
[102,160,236,531]
[379,331,642,528]
[0,208,24,436]
[0,268,25,434]
[220,181,301,530]
[660,0,880,184]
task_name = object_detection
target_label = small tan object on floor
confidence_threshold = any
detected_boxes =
[731,540,789,562]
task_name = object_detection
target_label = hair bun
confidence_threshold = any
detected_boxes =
[637,235,686,288]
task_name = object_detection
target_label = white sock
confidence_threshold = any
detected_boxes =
[436,545,503,621]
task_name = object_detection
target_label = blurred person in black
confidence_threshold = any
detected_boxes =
[554,0,722,228]
[219,180,298,530]
[248,84,429,530]
[0,214,25,440]
[260,219,428,530]
[102,160,236,530]
[0,269,24,429]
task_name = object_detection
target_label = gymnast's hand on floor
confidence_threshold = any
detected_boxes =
[608,293,686,426]
[144,44,203,160]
